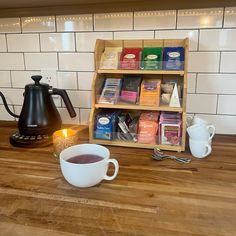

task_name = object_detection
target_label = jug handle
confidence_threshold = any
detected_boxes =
[52,89,76,118]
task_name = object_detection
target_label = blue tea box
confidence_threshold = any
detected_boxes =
[163,47,184,70]
[94,110,121,140]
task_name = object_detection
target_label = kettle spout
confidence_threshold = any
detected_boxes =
[0,91,20,118]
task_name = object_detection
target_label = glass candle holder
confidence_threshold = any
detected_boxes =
[53,129,78,158]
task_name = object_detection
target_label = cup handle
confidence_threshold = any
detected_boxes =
[103,159,119,181]
[207,125,216,140]
[202,144,212,158]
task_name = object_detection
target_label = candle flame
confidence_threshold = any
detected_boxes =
[62,129,68,138]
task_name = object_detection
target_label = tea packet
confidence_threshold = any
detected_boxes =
[141,47,163,70]
[99,47,122,69]
[140,79,161,106]
[163,47,184,70]
[119,48,142,70]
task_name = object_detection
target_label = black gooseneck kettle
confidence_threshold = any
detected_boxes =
[0,75,76,146]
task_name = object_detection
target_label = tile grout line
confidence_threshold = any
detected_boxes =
[222,7,226,29]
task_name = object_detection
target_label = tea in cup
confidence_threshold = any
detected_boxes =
[59,144,119,188]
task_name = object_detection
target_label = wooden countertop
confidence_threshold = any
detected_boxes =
[0,121,236,236]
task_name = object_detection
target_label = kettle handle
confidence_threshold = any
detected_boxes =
[52,89,76,118]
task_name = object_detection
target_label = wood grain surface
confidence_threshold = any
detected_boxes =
[0,121,235,236]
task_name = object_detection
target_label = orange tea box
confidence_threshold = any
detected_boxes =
[140,79,161,106]
[138,112,159,144]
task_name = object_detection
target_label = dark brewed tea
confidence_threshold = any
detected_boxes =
[67,154,104,164]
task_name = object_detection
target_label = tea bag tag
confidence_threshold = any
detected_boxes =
[169,83,180,107]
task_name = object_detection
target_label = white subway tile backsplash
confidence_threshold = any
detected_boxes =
[94,12,133,31]
[21,16,55,33]
[218,95,236,115]
[77,72,94,90]
[40,33,75,52]
[80,108,90,125]
[58,107,80,124]
[7,34,40,52]
[65,90,91,108]
[134,10,176,30]
[57,72,77,89]
[11,71,40,88]
[0,35,7,52]
[59,53,94,71]
[188,52,220,72]
[0,53,24,70]
[0,105,15,121]
[76,32,113,52]
[187,94,217,114]
[196,114,236,134]
[187,73,196,93]
[220,52,236,73]
[199,29,236,51]
[0,71,11,87]
[0,88,24,105]
[56,14,93,32]
[197,74,236,94]
[155,30,198,51]
[114,31,154,40]
[224,7,236,28]
[0,18,21,33]
[24,53,58,70]
[177,8,223,29]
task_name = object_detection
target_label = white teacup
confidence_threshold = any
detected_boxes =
[189,139,212,158]
[59,144,119,188]
[187,123,215,141]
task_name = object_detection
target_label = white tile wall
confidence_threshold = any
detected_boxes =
[187,73,197,93]
[7,34,40,52]
[0,53,24,70]
[134,10,176,30]
[218,95,236,115]
[21,16,56,33]
[0,105,15,121]
[24,53,58,70]
[56,14,93,32]
[0,71,11,87]
[196,114,236,134]
[0,18,21,33]
[197,74,236,94]
[77,72,94,90]
[224,7,236,28]
[188,52,220,72]
[0,8,236,134]
[177,8,223,29]
[114,31,154,40]
[59,53,94,71]
[94,12,133,31]
[76,32,113,52]
[57,72,77,89]
[58,107,80,124]
[0,35,7,52]
[199,29,236,51]
[155,30,198,51]
[40,33,75,52]
[187,94,217,114]
[11,71,40,88]
[220,52,236,73]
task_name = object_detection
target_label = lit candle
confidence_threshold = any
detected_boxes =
[53,128,78,158]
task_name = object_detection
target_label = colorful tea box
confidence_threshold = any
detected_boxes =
[99,47,122,69]
[94,110,120,140]
[141,47,163,70]
[119,48,142,70]
[163,47,184,70]
[140,79,161,106]
[159,112,182,145]
[138,112,159,144]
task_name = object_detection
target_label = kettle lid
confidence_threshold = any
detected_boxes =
[26,75,50,89]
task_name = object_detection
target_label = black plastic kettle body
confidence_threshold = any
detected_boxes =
[0,75,76,135]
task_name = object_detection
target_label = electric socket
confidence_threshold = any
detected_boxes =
[40,69,58,88]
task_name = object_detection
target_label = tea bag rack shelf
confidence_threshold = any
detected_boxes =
[89,38,189,152]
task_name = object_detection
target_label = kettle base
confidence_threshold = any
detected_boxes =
[9,131,52,148]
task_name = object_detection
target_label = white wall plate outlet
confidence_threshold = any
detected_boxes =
[40,69,58,88]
